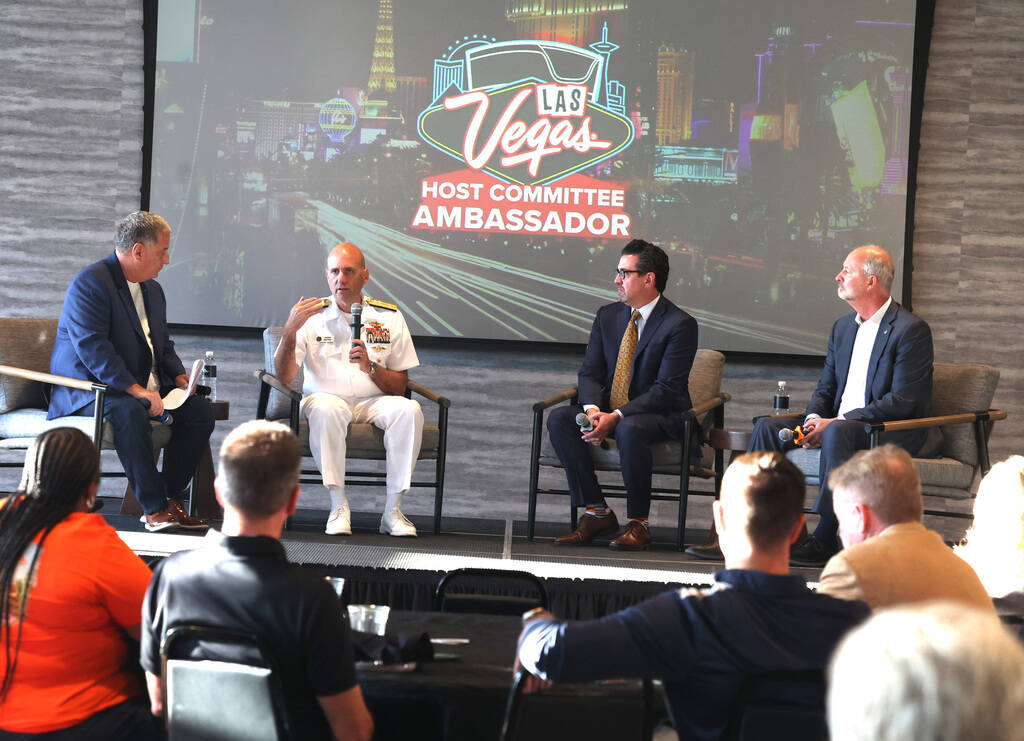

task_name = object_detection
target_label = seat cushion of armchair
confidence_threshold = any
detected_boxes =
[0,318,59,414]
[539,436,714,474]
[274,418,440,460]
[785,447,975,493]
[0,408,172,450]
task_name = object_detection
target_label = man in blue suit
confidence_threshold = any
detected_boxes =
[747,245,942,565]
[49,211,213,531]
[547,240,698,551]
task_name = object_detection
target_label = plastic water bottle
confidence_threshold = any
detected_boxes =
[773,380,790,415]
[204,351,217,401]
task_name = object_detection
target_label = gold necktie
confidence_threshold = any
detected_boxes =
[609,310,641,410]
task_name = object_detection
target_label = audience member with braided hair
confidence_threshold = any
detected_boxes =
[0,428,160,740]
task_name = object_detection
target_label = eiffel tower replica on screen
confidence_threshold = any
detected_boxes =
[367,0,396,95]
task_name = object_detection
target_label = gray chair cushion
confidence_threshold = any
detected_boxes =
[785,447,820,483]
[0,318,59,413]
[688,349,726,431]
[263,327,304,421]
[787,444,975,493]
[285,418,441,459]
[931,363,999,468]
[0,408,171,451]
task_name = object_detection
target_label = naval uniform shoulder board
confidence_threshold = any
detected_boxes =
[366,298,398,312]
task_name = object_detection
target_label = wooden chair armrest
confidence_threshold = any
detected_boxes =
[253,369,302,400]
[0,364,105,393]
[688,392,730,418]
[532,387,577,413]
[752,411,802,424]
[407,380,451,408]
[865,409,1007,434]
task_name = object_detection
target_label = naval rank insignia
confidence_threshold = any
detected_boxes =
[366,298,397,312]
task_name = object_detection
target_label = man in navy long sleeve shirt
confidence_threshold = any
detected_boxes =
[516,452,869,741]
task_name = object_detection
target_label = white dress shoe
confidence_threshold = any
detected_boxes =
[379,507,417,537]
[325,505,352,535]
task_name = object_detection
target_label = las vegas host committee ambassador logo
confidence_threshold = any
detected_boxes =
[414,36,636,239]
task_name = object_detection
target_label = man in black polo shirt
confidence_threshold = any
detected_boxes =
[141,420,373,741]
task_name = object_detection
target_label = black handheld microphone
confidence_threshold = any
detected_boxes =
[350,303,362,340]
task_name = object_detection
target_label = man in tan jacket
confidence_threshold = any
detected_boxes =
[817,444,993,611]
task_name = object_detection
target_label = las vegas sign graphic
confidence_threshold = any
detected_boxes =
[418,39,635,187]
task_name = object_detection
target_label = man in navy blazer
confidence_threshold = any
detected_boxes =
[746,245,941,565]
[547,240,698,551]
[49,211,213,531]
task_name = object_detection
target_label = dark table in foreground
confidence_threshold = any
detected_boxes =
[359,611,519,741]
[360,610,657,741]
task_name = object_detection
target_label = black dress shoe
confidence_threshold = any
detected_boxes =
[789,535,836,567]
[685,540,724,561]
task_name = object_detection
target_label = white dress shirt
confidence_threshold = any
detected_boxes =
[837,296,892,418]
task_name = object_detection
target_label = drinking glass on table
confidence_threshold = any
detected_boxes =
[348,604,390,635]
[324,576,346,599]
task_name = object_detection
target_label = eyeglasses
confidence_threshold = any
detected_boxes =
[615,268,646,280]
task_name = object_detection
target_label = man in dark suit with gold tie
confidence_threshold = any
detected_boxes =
[546,240,698,551]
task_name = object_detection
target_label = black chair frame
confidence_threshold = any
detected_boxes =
[724,668,828,741]
[161,623,292,740]
[435,567,550,615]
[500,670,655,741]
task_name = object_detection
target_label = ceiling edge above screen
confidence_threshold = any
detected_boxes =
[143,0,932,357]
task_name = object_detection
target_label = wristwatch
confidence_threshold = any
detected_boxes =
[366,362,377,376]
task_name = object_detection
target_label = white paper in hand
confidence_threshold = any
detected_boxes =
[162,358,205,410]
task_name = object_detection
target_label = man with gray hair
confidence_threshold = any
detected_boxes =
[141,420,373,741]
[49,211,213,531]
[715,245,941,566]
[828,602,1024,741]
[817,444,993,611]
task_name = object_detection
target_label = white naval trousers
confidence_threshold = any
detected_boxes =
[300,392,423,496]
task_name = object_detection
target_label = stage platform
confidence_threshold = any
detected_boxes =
[107,500,823,619]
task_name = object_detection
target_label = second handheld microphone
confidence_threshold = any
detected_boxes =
[778,425,807,444]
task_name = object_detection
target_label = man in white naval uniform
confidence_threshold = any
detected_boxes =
[274,243,423,537]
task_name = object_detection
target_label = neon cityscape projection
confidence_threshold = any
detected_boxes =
[150,0,919,353]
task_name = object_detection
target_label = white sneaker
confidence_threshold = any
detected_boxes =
[325,506,352,536]
[379,507,417,537]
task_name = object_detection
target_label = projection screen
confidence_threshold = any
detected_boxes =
[149,0,920,353]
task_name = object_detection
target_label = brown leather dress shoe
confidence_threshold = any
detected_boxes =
[685,539,724,561]
[554,511,619,545]
[609,520,651,551]
[684,523,723,560]
[167,498,209,530]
